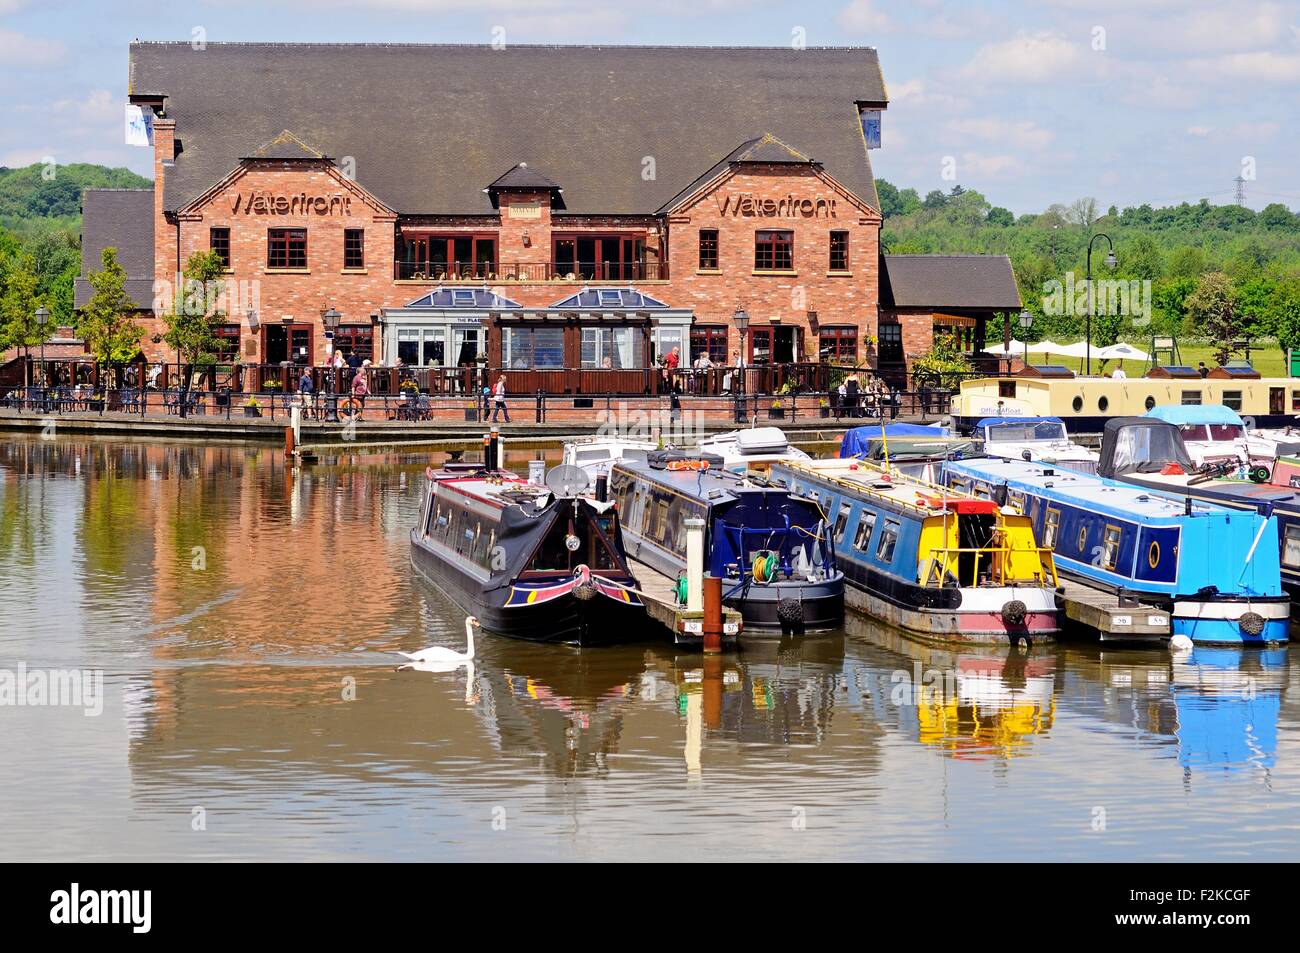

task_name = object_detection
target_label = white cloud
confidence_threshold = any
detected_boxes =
[947,118,1055,150]
[1229,120,1281,141]
[837,0,893,33]
[957,151,1031,179]
[0,28,66,67]
[1186,125,1213,136]
[957,30,1086,84]
[1203,50,1300,83]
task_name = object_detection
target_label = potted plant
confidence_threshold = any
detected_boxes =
[263,379,283,394]
[768,398,786,420]
[243,397,262,418]
[818,397,830,418]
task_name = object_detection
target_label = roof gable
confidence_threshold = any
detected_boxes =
[130,42,885,215]
[244,130,327,160]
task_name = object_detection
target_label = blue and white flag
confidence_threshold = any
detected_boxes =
[125,104,153,147]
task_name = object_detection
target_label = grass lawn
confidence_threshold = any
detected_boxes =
[1020,343,1290,378]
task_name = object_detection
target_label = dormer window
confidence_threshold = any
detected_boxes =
[597,289,624,307]
[452,289,477,306]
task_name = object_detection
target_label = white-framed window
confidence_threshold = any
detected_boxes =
[1043,507,1061,549]
[833,504,851,544]
[581,326,641,369]
[1283,524,1300,567]
[598,289,624,307]
[876,519,900,562]
[504,326,564,369]
[853,512,877,551]
[452,289,477,305]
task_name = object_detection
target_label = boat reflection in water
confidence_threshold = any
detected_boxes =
[1063,643,1287,778]
[844,613,1056,760]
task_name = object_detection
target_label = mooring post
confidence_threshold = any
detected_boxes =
[685,518,705,612]
[284,423,295,459]
[290,401,301,452]
[702,575,723,654]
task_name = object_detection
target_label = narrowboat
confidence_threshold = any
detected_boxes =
[938,451,1290,645]
[1096,415,1300,611]
[950,373,1300,434]
[608,451,843,633]
[410,461,649,646]
[772,458,1060,642]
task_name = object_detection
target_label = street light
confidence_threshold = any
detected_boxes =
[1019,308,1034,365]
[732,307,749,400]
[34,306,50,388]
[1085,233,1117,375]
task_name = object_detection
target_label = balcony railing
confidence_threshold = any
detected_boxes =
[394,260,669,282]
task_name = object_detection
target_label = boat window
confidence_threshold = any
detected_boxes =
[1208,424,1244,441]
[1284,524,1300,567]
[1043,507,1060,549]
[998,380,1016,398]
[1223,390,1243,411]
[985,420,1067,443]
[1181,390,1202,405]
[833,504,852,544]
[1098,396,1109,413]
[1007,491,1026,514]
[653,500,669,541]
[1144,395,1156,411]
[1179,424,1209,441]
[876,519,900,563]
[853,512,877,551]
[1293,391,1300,413]
[1102,524,1122,571]
[1071,396,1083,413]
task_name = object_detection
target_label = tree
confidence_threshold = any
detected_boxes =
[1067,197,1098,227]
[1185,272,1240,364]
[78,247,142,367]
[1166,246,1207,279]
[1120,235,1163,282]
[0,252,50,365]
[162,249,228,368]
[987,206,1014,227]
[1266,277,1300,358]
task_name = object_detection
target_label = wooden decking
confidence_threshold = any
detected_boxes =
[1055,578,1170,641]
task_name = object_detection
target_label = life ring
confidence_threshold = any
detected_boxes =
[667,459,710,472]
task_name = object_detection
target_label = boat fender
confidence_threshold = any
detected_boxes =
[1001,600,1028,626]
[675,575,689,605]
[1169,634,1194,652]
[1239,612,1266,636]
[777,597,804,625]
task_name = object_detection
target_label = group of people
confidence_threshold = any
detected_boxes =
[832,372,892,419]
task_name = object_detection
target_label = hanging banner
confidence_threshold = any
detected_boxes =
[125,104,153,147]
[861,109,881,149]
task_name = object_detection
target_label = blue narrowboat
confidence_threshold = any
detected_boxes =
[1095,414,1300,608]
[772,458,1060,642]
[938,454,1289,645]
[609,451,844,633]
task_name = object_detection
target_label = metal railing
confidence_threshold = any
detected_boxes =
[922,545,1059,589]
[393,260,669,282]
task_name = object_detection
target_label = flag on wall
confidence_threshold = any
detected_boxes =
[860,109,881,149]
[125,104,153,147]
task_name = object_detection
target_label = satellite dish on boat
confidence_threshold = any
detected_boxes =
[545,464,590,498]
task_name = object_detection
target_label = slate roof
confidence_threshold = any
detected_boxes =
[487,163,561,191]
[658,133,822,213]
[74,189,155,310]
[880,255,1022,310]
[128,42,886,215]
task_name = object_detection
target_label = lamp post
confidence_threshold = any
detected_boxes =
[34,306,50,388]
[1019,309,1034,365]
[733,307,749,409]
[322,307,341,420]
[1085,233,1117,376]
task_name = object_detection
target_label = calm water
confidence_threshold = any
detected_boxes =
[1,434,1298,861]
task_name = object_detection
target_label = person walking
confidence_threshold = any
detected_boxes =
[490,375,510,422]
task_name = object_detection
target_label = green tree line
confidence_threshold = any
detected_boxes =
[878,180,1300,359]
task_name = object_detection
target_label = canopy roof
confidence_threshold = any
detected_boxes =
[1097,417,1195,477]
[1145,404,1244,427]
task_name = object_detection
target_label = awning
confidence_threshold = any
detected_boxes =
[933,312,978,328]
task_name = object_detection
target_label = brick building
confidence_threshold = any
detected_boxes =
[77,41,1019,390]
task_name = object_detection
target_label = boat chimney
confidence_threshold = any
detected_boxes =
[482,432,492,470]
[595,473,608,502]
[488,426,500,471]
[1185,497,1192,515]
[528,459,546,486]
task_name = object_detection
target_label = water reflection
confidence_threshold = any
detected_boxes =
[2,435,1299,861]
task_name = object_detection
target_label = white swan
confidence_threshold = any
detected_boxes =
[397,616,478,670]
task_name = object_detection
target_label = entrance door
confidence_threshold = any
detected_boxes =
[773,326,801,363]
[265,325,288,364]
[1271,387,1284,415]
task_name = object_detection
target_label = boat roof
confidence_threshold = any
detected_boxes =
[1145,404,1244,427]
[839,423,952,458]
[611,458,746,503]
[432,469,550,510]
[975,416,1065,429]
[775,458,999,516]
[944,456,1235,520]
[702,426,794,454]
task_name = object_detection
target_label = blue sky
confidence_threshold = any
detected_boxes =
[2,0,1298,214]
